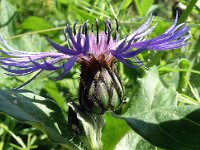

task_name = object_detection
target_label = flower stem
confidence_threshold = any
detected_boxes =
[68,102,104,150]
[84,115,104,150]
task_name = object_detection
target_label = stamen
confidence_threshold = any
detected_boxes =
[95,18,99,44]
[92,23,94,32]
[115,18,119,31]
[82,24,85,34]
[105,19,111,44]
[77,25,82,44]
[84,20,89,36]
[107,19,111,30]
[114,18,119,40]
[63,25,68,41]
[75,25,83,51]
[73,22,77,35]
[104,21,107,34]
[66,24,82,50]
[114,30,118,41]
[68,39,73,49]
[66,24,71,33]
[106,23,111,44]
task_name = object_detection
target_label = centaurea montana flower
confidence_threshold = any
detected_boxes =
[0,14,190,113]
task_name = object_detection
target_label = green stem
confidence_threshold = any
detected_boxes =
[85,115,104,150]
[158,67,200,75]
[178,0,198,24]
[68,103,105,150]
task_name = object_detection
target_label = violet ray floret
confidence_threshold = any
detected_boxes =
[0,12,190,88]
[0,61,33,68]
[15,70,43,89]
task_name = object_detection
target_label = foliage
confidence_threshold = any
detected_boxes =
[0,0,200,150]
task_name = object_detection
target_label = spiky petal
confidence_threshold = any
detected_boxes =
[0,13,190,89]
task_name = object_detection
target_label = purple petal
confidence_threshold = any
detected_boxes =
[149,43,189,50]
[66,25,83,51]
[163,12,178,35]
[134,23,157,40]
[115,40,153,58]
[1,66,37,75]
[0,60,33,68]
[116,37,127,52]
[130,24,190,51]
[47,38,80,55]
[77,26,82,46]
[29,57,61,71]
[117,48,146,58]
[57,56,78,79]
[118,35,138,53]
[121,14,154,43]
[0,36,33,54]
[83,35,89,54]
[112,52,141,68]
[14,70,43,89]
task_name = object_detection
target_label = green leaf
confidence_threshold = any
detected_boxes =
[58,78,79,98]
[100,67,179,150]
[102,113,130,150]
[102,67,176,150]
[20,16,54,36]
[120,0,132,10]
[43,80,67,111]
[12,34,49,53]
[0,90,80,150]
[0,0,16,36]
[122,106,200,150]
[57,0,70,5]
[134,0,154,16]
[124,66,177,117]
[114,67,200,149]
[115,131,156,150]
[110,67,178,149]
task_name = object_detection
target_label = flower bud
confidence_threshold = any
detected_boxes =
[79,56,124,114]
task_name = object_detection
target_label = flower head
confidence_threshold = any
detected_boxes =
[0,13,190,89]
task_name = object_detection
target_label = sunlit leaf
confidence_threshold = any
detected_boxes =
[115,67,200,150]
[122,106,200,150]
[0,90,80,150]
[102,113,130,150]
[21,16,53,31]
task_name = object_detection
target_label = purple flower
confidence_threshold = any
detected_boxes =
[0,14,190,89]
